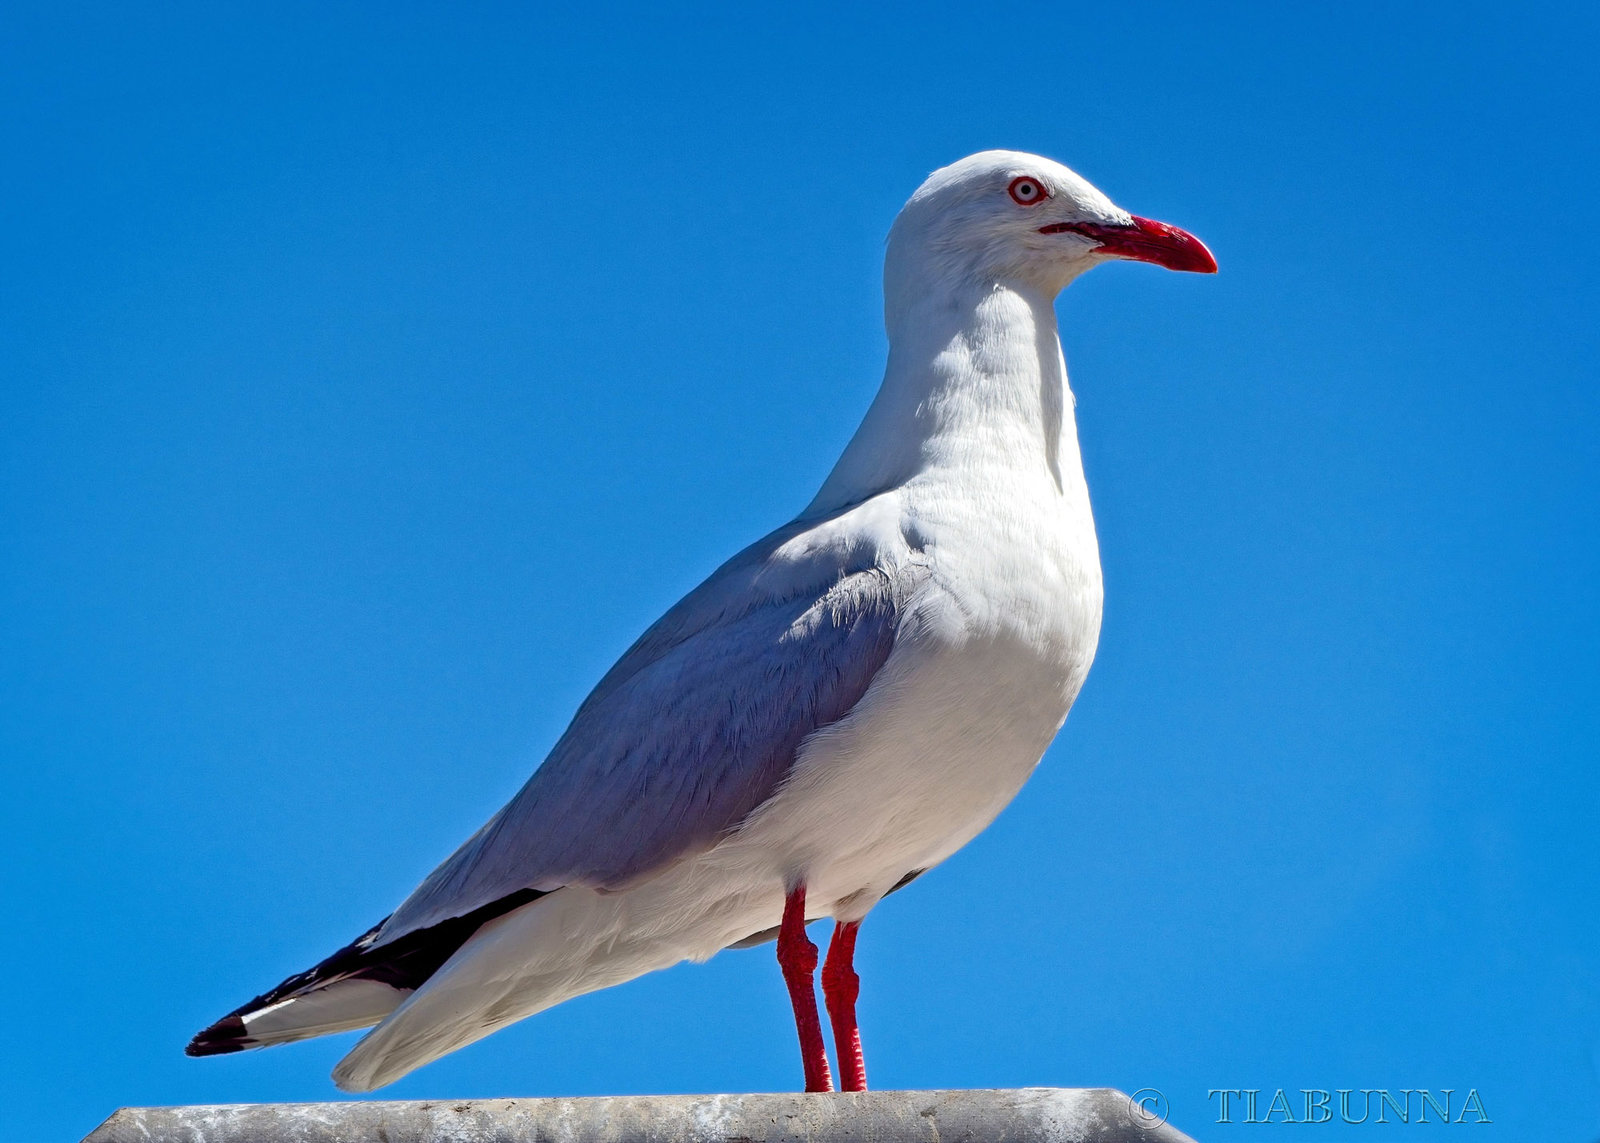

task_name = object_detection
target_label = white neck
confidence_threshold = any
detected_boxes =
[807,278,1088,518]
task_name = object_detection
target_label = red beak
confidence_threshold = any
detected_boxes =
[1040,215,1218,274]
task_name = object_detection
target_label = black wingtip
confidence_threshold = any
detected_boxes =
[185,887,554,1062]
[186,1015,252,1057]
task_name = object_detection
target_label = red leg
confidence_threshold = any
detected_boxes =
[822,920,866,1092]
[776,884,833,1093]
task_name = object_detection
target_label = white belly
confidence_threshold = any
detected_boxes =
[673,549,1096,937]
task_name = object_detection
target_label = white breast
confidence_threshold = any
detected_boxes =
[719,416,1104,920]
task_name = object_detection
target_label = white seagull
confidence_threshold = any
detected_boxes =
[188,150,1216,1093]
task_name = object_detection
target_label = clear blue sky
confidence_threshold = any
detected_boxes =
[2,3,1596,1140]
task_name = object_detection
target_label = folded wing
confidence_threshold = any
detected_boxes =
[378,542,908,944]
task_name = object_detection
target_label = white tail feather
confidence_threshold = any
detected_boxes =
[241,978,406,1048]
[332,874,780,1092]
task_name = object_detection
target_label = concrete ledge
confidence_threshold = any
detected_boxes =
[83,1088,1198,1143]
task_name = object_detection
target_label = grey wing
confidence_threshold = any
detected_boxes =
[374,517,913,943]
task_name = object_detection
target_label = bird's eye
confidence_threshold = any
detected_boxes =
[1008,177,1047,206]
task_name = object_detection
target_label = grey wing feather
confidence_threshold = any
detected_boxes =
[375,512,914,944]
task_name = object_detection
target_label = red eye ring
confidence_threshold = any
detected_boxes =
[1008,176,1048,206]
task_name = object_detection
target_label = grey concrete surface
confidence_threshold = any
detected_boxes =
[82,1088,1199,1143]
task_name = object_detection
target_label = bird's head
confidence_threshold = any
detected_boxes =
[885,150,1216,311]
